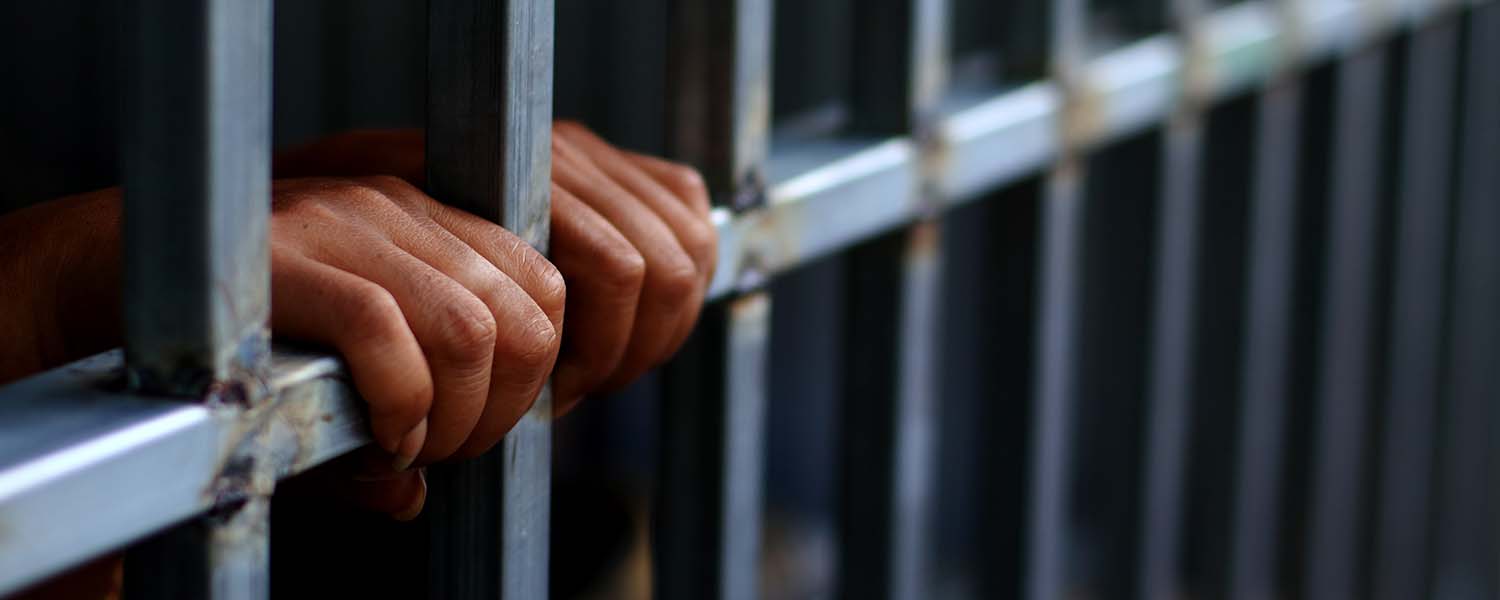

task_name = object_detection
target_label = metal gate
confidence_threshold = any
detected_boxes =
[1,0,1497,598]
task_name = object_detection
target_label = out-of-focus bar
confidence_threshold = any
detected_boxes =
[838,0,947,597]
[1227,80,1303,600]
[1303,43,1389,600]
[1370,19,1460,600]
[658,1,774,597]
[1432,5,1500,599]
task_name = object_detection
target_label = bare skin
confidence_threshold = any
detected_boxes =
[0,121,715,560]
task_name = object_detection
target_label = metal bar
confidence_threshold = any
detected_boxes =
[656,0,772,596]
[0,349,365,597]
[1226,79,1304,600]
[424,0,554,597]
[121,0,272,396]
[838,224,942,600]
[706,0,1452,303]
[656,294,770,600]
[836,0,946,596]
[1137,0,1210,590]
[848,0,948,135]
[1025,167,1085,600]
[1303,43,1390,600]
[123,498,270,599]
[1024,0,1090,591]
[1369,18,1460,600]
[666,0,773,210]
[1137,116,1203,600]
[118,0,274,596]
[1432,5,1500,599]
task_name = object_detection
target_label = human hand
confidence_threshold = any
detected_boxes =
[274,122,717,414]
[0,177,566,519]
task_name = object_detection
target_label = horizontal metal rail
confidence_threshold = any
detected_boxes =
[0,0,1481,594]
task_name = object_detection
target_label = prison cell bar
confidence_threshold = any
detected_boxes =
[1227,69,1303,600]
[1433,5,1500,598]
[1136,0,1209,591]
[1369,17,1460,600]
[655,0,773,598]
[0,0,1494,596]
[422,0,554,597]
[836,0,947,598]
[120,0,274,597]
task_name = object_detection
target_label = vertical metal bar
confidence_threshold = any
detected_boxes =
[1026,167,1085,600]
[666,0,772,210]
[1303,44,1389,600]
[1137,0,1208,593]
[1370,18,1460,600]
[837,0,946,598]
[1226,79,1304,600]
[121,0,272,396]
[1432,5,1500,599]
[657,294,771,600]
[125,498,271,599]
[657,0,772,597]
[424,0,554,597]
[849,0,948,135]
[120,0,273,596]
[1137,115,1203,600]
[838,224,943,600]
[1026,0,1089,594]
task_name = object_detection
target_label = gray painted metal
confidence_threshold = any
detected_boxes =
[119,0,275,596]
[1137,0,1207,592]
[0,350,365,597]
[667,0,773,210]
[657,0,772,597]
[1304,44,1390,600]
[120,0,272,397]
[424,0,554,598]
[124,497,271,600]
[1227,80,1304,600]
[705,0,1455,303]
[1138,116,1203,600]
[1370,18,1460,600]
[837,0,946,596]
[656,294,770,600]
[839,226,943,600]
[1026,168,1085,600]
[1432,5,1500,599]
[1025,0,1090,593]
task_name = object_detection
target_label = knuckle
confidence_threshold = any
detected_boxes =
[667,164,709,198]
[679,219,718,263]
[532,259,568,316]
[435,294,499,362]
[344,282,405,337]
[601,247,648,293]
[650,254,700,300]
[495,311,560,375]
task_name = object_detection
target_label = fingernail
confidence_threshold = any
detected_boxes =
[392,418,427,472]
[392,469,427,522]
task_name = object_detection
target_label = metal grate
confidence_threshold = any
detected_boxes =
[1,0,1498,598]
